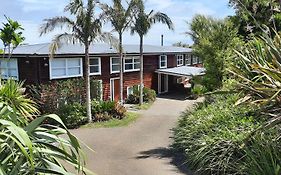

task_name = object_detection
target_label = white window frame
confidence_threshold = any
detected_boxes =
[0,58,19,80]
[49,58,83,80]
[127,84,141,97]
[193,56,199,64]
[177,55,184,67]
[124,56,140,73]
[185,54,192,66]
[110,57,120,74]
[159,55,167,69]
[89,57,101,76]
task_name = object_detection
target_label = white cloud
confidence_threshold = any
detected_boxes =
[17,0,68,13]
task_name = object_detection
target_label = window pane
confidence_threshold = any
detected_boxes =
[90,66,99,73]
[128,87,133,95]
[112,58,120,64]
[112,65,120,72]
[134,58,140,63]
[90,58,99,66]
[52,59,66,68]
[7,60,17,68]
[68,59,80,67]
[8,69,17,77]
[161,62,166,67]
[125,64,133,70]
[125,58,133,64]
[134,63,140,69]
[52,68,66,77]
[68,67,80,75]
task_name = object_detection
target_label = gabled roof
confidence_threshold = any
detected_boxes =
[155,66,205,77]
[12,43,192,55]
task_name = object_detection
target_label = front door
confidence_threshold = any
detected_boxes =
[110,78,120,101]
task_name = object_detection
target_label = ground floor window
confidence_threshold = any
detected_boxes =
[91,80,103,100]
[0,58,18,80]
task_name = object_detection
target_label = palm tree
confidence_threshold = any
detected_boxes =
[40,0,116,123]
[131,0,174,105]
[100,0,137,104]
[0,15,25,57]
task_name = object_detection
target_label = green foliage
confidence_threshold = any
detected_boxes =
[173,94,261,175]
[189,15,242,91]
[0,16,25,54]
[0,104,92,175]
[191,85,207,95]
[0,80,39,122]
[91,100,126,121]
[242,129,281,175]
[126,86,156,104]
[229,0,281,38]
[55,102,87,129]
[231,30,281,117]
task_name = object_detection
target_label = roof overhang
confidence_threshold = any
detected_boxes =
[155,66,206,77]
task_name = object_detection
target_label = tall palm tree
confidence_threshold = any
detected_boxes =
[40,0,116,123]
[100,0,137,104]
[131,0,174,105]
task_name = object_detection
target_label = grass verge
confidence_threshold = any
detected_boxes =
[135,102,153,110]
[82,112,139,128]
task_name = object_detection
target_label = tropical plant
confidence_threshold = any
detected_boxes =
[229,0,281,38]
[100,0,137,104]
[188,15,241,91]
[0,80,39,123]
[131,0,174,105]
[0,103,92,175]
[230,29,281,125]
[0,15,25,57]
[40,0,116,123]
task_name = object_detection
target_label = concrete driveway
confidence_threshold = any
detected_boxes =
[72,96,201,175]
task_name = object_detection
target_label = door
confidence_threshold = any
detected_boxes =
[110,78,120,101]
[158,74,168,94]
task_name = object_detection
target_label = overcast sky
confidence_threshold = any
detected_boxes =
[0,0,234,47]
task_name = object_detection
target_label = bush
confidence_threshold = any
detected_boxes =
[126,86,156,104]
[173,94,262,175]
[191,84,207,95]
[56,102,87,129]
[91,100,126,121]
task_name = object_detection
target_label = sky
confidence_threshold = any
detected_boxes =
[0,0,234,47]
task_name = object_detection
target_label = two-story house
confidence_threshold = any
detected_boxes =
[0,43,204,101]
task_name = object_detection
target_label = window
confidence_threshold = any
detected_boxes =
[127,85,140,97]
[124,57,140,72]
[0,59,18,80]
[159,55,167,68]
[110,57,120,74]
[198,57,203,64]
[177,55,184,66]
[89,57,101,75]
[50,58,82,79]
[185,54,192,66]
[193,56,199,64]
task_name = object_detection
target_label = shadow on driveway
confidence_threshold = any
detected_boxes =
[135,147,194,175]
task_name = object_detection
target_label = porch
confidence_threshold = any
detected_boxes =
[155,66,205,96]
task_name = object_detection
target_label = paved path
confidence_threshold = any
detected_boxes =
[72,96,201,175]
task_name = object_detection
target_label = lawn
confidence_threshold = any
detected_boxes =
[82,112,139,128]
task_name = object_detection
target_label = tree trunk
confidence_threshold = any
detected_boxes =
[84,41,92,123]
[139,35,144,105]
[119,33,124,104]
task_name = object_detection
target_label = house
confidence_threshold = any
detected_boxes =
[0,43,204,101]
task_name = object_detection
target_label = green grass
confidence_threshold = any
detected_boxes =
[82,112,139,128]
[135,102,153,110]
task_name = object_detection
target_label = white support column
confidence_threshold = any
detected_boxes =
[158,73,161,94]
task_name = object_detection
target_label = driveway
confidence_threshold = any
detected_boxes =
[72,96,202,175]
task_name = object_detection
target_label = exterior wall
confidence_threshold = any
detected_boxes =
[16,52,200,101]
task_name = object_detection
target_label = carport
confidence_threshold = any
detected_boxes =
[155,66,205,94]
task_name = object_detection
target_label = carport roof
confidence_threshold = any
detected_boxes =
[155,66,206,77]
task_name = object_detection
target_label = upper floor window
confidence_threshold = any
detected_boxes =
[50,58,82,79]
[193,56,199,64]
[90,57,101,75]
[177,55,184,66]
[0,58,18,80]
[124,56,140,72]
[110,57,120,74]
[159,55,167,69]
[185,54,192,66]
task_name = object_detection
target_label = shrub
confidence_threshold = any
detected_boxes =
[56,102,87,129]
[173,94,262,175]
[91,100,126,121]
[126,86,156,104]
[191,84,207,95]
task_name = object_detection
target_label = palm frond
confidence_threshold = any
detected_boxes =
[150,12,174,30]
[39,17,75,36]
